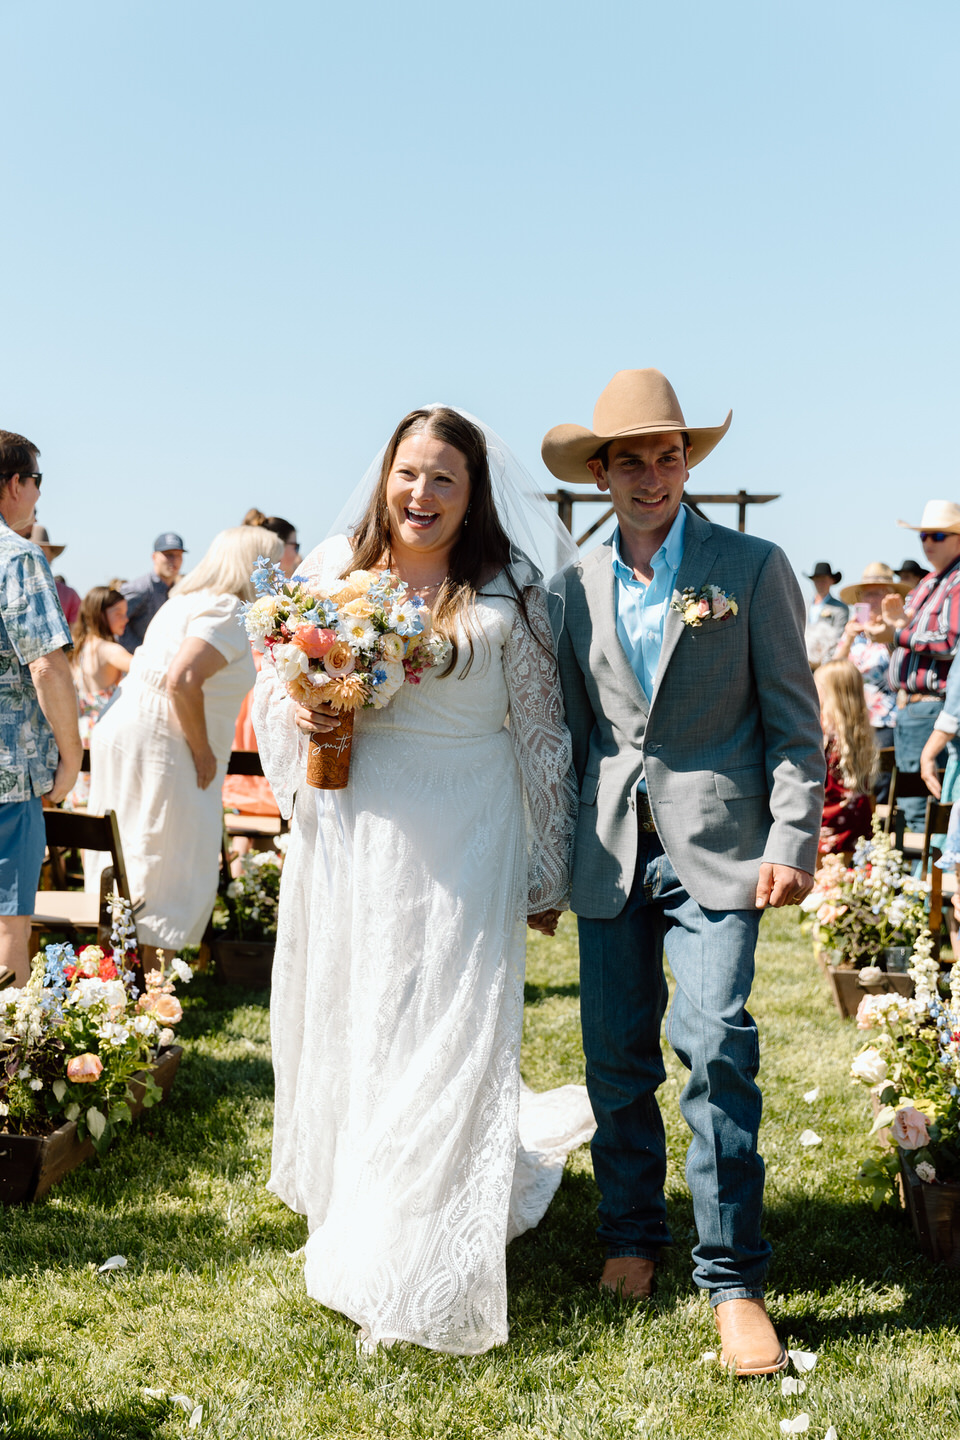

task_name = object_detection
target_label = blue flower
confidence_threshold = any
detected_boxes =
[251,556,287,597]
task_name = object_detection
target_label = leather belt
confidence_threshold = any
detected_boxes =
[636,793,658,834]
[897,690,942,708]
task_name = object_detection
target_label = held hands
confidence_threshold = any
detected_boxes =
[528,908,561,936]
[295,701,341,735]
[755,864,814,909]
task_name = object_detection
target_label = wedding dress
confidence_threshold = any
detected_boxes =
[255,535,593,1354]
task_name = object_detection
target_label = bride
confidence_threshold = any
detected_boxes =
[254,406,593,1354]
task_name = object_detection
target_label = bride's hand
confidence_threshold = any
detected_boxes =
[528,909,561,937]
[294,701,341,735]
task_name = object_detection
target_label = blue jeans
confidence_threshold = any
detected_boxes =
[578,833,769,1304]
[893,699,943,830]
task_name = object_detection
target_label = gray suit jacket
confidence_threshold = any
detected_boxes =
[554,507,825,916]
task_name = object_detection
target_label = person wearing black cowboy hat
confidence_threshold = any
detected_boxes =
[804,562,848,667]
[894,558,930,598]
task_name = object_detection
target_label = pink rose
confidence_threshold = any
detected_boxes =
[712,593,732,619]
[892,1106,930,1150]
[322,641,356,678]
[138,992,183,1024]
[66,1053,103,1084]
[292,625,337,659]
[696,597,711,618]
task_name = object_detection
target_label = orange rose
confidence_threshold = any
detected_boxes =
[139,992,183,1024]
[291,625,337,659]
[66,1053,104,1084]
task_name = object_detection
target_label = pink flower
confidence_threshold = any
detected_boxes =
[712,593,732,619]
[292,625,337,660]
[138,992,183,1024]
[696,597,711,618]
[321,641,356,678]
[817,902,848,924]
[892,1106,930,1150]
[66,1053,104,1084]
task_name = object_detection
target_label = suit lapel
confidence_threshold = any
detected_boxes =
[581,545,650,716]
[655,508,719,683]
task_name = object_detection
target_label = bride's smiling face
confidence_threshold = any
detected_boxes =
[385,432,471,563]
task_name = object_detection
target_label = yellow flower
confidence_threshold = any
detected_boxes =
[340,596,375,619]
[728,599,739,616]
[683,602,700,624]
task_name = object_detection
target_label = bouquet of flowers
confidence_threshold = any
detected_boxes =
[852,931,960,1205]
[214,834,287,943]
[0,896,191,1153]
[799,818,928,969]
[243,556,451,788]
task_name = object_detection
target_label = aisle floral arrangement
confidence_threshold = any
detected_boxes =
[243,556,451,715]
[214,834,288,943]
[800,818,928,968]
[0,897,191,1153]
[853,929,960,1205]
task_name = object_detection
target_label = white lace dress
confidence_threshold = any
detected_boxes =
[254,537,593,1354]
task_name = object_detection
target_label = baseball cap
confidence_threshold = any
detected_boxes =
[153,532,186,552]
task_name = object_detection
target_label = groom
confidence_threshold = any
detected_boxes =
[543,370,824,1376]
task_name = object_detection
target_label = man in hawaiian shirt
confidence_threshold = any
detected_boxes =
[0,431,82,984]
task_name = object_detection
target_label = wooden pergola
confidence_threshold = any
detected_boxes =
[546,488,780,547]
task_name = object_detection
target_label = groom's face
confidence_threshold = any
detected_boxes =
[587,431,688,547]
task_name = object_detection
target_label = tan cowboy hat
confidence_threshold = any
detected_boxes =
[541,368,732,485]
[839,562,911,605]
[897,499,960,534]
[29,523,65,559]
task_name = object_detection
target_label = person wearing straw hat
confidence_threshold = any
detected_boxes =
[867,501,960,831]
[543,369,824,1377]
[834,563,910,804]
[29,522,80,626]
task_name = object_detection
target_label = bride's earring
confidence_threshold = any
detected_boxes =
[463,505,471,528]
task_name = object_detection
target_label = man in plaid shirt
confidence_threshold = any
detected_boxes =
[0,431,82,984]
[871,501,960,829]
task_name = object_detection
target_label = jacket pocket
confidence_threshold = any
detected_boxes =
[714,766,767,801]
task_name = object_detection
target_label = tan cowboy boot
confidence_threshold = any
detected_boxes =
[713,1298,787,1376]
[599,1257,656,1300]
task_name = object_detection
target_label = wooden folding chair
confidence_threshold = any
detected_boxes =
[921,798,956,949]
[31,809,139,953]
[884,765,933,857]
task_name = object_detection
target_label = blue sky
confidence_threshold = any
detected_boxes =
[3,0,956,600]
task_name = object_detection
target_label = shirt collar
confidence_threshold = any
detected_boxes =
[611,505,686,582]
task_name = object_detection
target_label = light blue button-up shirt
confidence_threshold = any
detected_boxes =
[611,505,686,702]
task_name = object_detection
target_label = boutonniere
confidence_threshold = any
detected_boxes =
[671,584,739,627]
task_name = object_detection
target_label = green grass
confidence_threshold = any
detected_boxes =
[1,912,959,1438]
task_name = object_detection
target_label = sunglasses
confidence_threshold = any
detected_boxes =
[1,471,41,489]
[920,531,949,542]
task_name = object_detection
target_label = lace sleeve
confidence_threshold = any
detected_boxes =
[251,659,305,821]
[503,585,577,913]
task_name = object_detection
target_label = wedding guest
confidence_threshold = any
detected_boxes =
[86,527,283,971]
[804,561,848,668]
[256,406,590,1354]
[895,557,929,597]
[66,587,133,808]
[834,562,907,803]
[118,531,187,653]
[29,523,80,625]
[543,369,824,1376]
[245,510,301,579]
[815,660,876,861]
[869,501,960,830]
[0,431,82,984]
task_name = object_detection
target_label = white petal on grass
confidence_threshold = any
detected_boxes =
[700,1350,718,1362]
[781,1376,807,1395]
[824,1429,838,1440]
[803,1086,820,1103]
[779,1416,810,1435]
[170,1394,195,1413]
[189,1406,203,1429]
[97,1255,127,1272]
[799,1129,822,1147]
[143,1388,165,1400]
[788,1348,819,1373]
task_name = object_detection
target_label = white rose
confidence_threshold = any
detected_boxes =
[915,1161,937,1183]
[857,966,884,986]
[272,642,310,682]
[850,1048,888,1085]
[379,632,404,663]
[158,1027,176,1048]
[170,957,192,984]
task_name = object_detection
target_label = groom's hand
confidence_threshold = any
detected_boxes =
[755,863,814,909]
[528,909,561,936]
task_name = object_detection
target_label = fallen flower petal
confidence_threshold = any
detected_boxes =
[824,1429,838,1440]
[97,1255,127,1272]
[189,1406,203,1429]
[799,1130,822,1147]
[170,1394,195,1413]
[143,1388,165,1400]
[781,1376,807,1395]
[700,1350,718,1362]
[803,1087,820,1103]
[788,1349,819,1373]
[779,1416,810,1435]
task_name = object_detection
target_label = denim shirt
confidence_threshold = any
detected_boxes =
[0,518,72,802]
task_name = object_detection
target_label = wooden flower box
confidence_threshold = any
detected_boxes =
[0,1045,183,1205]
[899,1152,960,1268]
[825,967,914,1021]
[211,939,274,988]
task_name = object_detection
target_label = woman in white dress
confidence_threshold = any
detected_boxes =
[255,407,593,1354]
[86,526,283,964]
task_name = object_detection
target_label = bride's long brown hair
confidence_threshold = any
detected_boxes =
[346,407,540,676]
